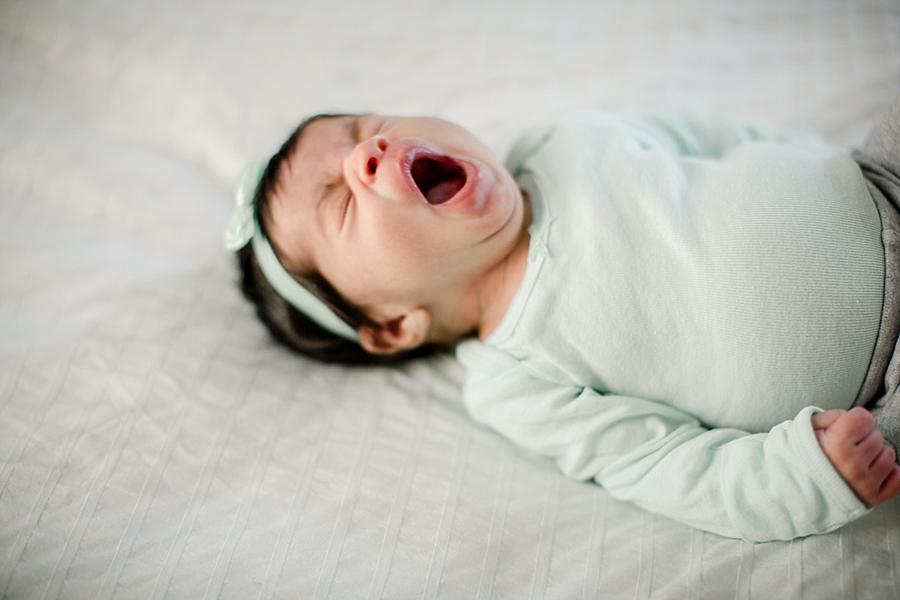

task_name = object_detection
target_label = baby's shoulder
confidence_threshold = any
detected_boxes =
[505,111,634,172]
[455,339,519,374]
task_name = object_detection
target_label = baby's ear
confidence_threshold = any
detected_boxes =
[357,308,432,355]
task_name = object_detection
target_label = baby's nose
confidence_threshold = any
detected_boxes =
[357,136,388,182]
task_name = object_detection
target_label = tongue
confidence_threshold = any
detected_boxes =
[425,177,465,204]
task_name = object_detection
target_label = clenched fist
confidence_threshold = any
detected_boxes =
[812,407,900,508]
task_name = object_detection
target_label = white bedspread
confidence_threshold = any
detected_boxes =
[1,1,899,598]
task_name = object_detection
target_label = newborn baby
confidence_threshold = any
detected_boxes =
[227,101,900,541]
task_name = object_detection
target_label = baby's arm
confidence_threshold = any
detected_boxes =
[812,407,900,507]
[459,344,871,542]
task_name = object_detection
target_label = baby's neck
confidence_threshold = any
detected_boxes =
[476,191,532,341]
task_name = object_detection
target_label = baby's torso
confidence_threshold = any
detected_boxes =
[487,115,884,432]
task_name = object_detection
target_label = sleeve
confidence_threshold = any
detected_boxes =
[619,111,834,159]
[457,342,869,542]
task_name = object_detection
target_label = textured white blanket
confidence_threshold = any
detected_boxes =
[1,1,899,598]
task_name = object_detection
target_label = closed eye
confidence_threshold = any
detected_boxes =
[339,190,352,230]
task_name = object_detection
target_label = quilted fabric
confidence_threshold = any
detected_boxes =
[1,0,899,598]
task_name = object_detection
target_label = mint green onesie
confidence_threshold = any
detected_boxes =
[455,112,884,542]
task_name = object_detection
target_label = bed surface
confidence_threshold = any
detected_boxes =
[2,1,900,598]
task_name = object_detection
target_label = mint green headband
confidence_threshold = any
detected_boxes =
[224,160,360,342]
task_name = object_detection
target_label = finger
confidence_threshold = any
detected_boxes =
[815,429,826,447]
[869,444,896,483]
[858,429,887,463]
[874,464,900,506]
[830,407,875,444]
[811,409,845,430]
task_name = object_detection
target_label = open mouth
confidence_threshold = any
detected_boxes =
[409,154,468,205]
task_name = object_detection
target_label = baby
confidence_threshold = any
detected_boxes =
[227,101,900,542]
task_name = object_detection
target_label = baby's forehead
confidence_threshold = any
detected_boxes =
[265,161,315,272]
[288,115,354,174]
[299,113,364,149]
[269,163,317,232]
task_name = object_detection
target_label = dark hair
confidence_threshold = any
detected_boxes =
[234,113,448,366]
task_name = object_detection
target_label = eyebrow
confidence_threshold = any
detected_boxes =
[317,116,360,211]
[346,115,360,144]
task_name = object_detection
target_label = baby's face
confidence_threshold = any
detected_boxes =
[266,114,525,331]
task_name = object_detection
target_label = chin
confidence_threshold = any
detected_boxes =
[482,178,522,241]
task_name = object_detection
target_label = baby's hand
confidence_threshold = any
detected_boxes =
[812,407,900,508]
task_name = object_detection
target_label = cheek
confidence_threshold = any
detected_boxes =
[368,214,446,266]
[372,237,440,289]
[335,234,434,305]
